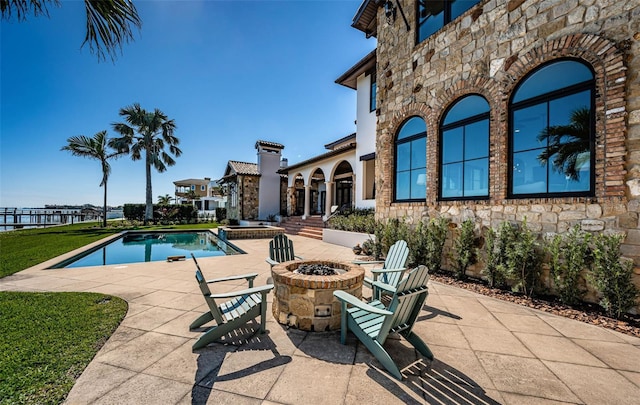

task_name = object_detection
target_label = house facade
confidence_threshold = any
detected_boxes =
[173,177,223,213]
[350,0,639,273]
[218,141,287,221]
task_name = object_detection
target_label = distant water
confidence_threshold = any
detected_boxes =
[0,207,122,231]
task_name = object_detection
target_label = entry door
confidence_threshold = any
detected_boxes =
[295,189,305,215]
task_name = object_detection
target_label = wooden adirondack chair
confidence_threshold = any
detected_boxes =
[265,234,303,269]
[333,265,433,380]
[353,239,409,300]
[190,254,274,350]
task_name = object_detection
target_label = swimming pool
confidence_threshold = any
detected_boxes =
[50,231,244,268]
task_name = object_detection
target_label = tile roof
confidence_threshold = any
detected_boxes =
[255,140,285,149]
[278,143,356,173]
[228,161,260,176]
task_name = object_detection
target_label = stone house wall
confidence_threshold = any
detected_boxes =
[373,1,640,292]
[240,175,260,220]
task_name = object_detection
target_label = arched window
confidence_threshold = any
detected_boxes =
[395,116,427,201]
[440,95,490,199]
[510,59,594,197]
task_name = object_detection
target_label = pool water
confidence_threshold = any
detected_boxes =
[52,231,243,268]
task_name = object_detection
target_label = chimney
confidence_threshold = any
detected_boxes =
[280,158,288,168]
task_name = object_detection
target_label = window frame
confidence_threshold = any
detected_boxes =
[508,58,596,199]
[438,94,491,201]
[416,0,482,44]
[394,116,427,203]
[369,69,377,112]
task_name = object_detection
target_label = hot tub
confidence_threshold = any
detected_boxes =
[271,260,364,331]
[217,225,285,240]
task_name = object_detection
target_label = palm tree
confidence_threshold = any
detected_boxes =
[157,194,174,206]
[112,103,182,225]
[537,107,591,181]
[61,130,125,227]
[1,0,141,62]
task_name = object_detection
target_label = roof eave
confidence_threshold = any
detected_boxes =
[352,0,381,38]
[335,49,377,89]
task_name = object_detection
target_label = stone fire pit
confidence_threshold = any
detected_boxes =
[271,260,364,331]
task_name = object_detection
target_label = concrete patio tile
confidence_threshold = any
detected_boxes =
[426,344,498,391]
[119,306,185,331]
[91,373,192,405]
[9,275,79,290]
[419,298,461,325]
[144,340,230,385]
[344,363,426,405]
[48,279,107,292]
[515,333,607,367]
[413,364,505,405]
[537,314,627,342]
[294,330,357,364]
[160,292,205,311]
[619,371,640,388]
[477,353,580,403]
[263,321,307,356]
[430,282,480,297]
[493,312,562,335]
[63,362,136,404]
[88,283,156,301]
[98,325,147,354]
[477,296,537,315]
[94,331,188,372]
[501,392,580,404]
[266,355,351,404]
[123,301,154,317]
[114,274,159,286]
[162,279,200,293]
[87,271,138,284]
[153,310,203,338]
[573,339,640,371]
[459,326,534,357]
[129,289,187,306]
[543,360,640,405]
[412,320,470,349]
[200,347,290,400]
[439,296,507,330]
[179,387,262,405]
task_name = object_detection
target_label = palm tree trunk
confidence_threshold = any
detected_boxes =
[145,151,153,225]
[102,180,108,227]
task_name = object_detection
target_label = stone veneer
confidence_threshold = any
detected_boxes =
[271,260,364,331]
[372,1,640,301]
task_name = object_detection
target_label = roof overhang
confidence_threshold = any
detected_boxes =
[352,0,382,38]
[335,50,377,90]
[278,143,357,174]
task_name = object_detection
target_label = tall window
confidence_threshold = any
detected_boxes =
[370,73,377,112]
[418,0,481,43]
[440,95,490,199]
[510,59,594,197]
[395,117,427,201]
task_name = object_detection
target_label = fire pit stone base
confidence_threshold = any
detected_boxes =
[271,260,364,331]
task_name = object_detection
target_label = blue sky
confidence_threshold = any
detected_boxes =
[0,0,375,207]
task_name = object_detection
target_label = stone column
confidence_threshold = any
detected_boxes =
[287,186,295,216]
[351,174,356,209]
[303,185,311,219]
[324,181,334,221]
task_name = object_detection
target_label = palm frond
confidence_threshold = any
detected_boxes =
[83,0,141,62]
[1,0,59,20]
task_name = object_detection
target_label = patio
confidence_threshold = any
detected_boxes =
[1,235,640,404]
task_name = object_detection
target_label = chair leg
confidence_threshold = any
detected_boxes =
[190,312,214,329]
[366,340,403,381]
[405,331,434,361]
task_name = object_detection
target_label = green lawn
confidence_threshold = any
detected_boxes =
[0,221,217,403]
[0,292,128,404]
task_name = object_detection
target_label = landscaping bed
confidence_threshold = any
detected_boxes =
[430,273,640,339]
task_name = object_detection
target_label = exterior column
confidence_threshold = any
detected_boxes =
[303,185,311,219]
[324,181,334,221]
[287,186,295,216]
[351,174,356,209]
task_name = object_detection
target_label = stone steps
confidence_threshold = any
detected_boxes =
[280,216,324,240]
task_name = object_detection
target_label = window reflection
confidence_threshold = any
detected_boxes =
[395,117,427,201]
[510,60,594,197]
[418,0,481,43]
[440,95,490,199]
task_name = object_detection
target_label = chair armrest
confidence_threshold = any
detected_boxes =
[370,267,406,275]
[209,284,274,300]
[333,290,393,316]
[295,255,304,260]
[371,280,397,294]
[266,258,278,267]
[206,273,258,284]
[352,260,385,265]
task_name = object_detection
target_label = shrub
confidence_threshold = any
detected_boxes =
[409,217,448,272]
[327,209,376,234]
[588,233,639,318]
[452,219,477,280]
[482,227,506,288]
[215,207,227,221]
[546,226,591,305]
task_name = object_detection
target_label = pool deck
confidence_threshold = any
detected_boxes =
[2,235,640,404]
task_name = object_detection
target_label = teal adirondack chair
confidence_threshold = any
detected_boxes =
[190,254,274,350]
[266,234,303,268]
[333,265,433,380]
[353,239,409,300]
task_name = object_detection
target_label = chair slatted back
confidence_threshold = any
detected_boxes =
[269,234,296,263]
[380,240,409,285]
[377,265,429,343]
[195,267,225,324]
